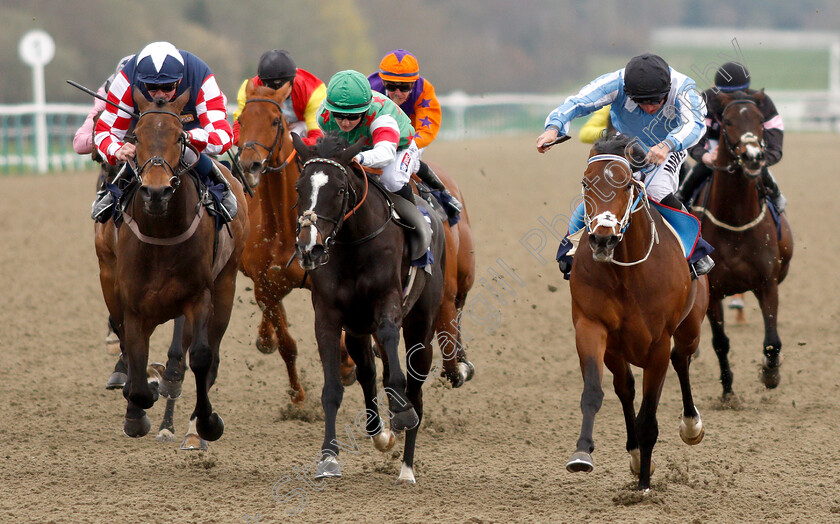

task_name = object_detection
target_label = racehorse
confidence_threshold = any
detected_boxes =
[690,90,794,398]
[291,132,446,484]
[412,163,476,387]
[95,88,248,447]
[236,80,356,404]
[565,134,709,490]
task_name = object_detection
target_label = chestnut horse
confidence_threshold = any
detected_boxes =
[95,89,248,447]
[291,133,446,484]
[236,81,356,404]
[690,90,793,397]
[565,135,709,490]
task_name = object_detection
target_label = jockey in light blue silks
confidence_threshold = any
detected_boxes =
[536,53,715,279]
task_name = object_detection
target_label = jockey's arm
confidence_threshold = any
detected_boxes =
[353,115,400,168]
[302,83,326,146]
[188,75,233,156]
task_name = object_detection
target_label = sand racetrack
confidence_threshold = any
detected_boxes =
[1,133,839,523]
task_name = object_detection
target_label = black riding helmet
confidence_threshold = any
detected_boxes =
[623,53,671,102]
[258,49,297,83]
[715,62,751,92]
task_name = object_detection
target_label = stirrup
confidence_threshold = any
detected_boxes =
[91,191,116,222]
[690,255,715,279]
[444,190,463,214]
[211,163,238,221]
[771,193,787,213]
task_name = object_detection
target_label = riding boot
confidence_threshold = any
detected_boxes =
[91,163,130,222]
[761,168,787,213]
[394,182,414,202]
[690,255,715,279]
[416,161,462,214]
[196,154,238,222]
[675,162,713,207]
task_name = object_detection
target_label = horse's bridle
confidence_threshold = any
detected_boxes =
[583,154,658,266]
[133,109,197,188]
[236,98,291,174]
[296,157,390,264]
[718,98,765,173]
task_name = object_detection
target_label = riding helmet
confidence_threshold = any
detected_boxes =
[257,49,297,82]
[378,49,420,83]
[715,62,751,92]
[623,53,671,101]
[135,42,185,83]
[324,70,373,114]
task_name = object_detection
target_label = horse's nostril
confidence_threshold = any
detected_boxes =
[311,245,325,259]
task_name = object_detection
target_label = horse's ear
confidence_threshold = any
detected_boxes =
[133,87,150,113]
[753,89,766,107]
[273,81,293,103]
[624,140,648,167]
[171,88,191,114]
[245,78,256,97]
[716,92,733,109]
[342,137,367,164]
[292,132,313,162]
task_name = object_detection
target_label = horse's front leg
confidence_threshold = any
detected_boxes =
[634,339,670,491]
[122,311,158,438]
[604,352,643,476]
[186,290,225,444]
[707,298,734,398]
[313,307,346,479]
[377,314,418,433]
[754,281,783,389]
[566,318,607,473]
[156,316,186,443]
[344,334,393,453]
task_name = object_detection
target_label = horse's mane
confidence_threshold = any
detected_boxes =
[593,133,634,156]
[708,89,760,115]
[313,132,351,159]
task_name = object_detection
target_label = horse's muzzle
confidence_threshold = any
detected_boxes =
[139,185,175,215]
[241,165,262,189]
[740,147,765,176]
[296,243,327,270]
[589,233,619,262]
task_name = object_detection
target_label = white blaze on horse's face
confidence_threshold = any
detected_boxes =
[302,171,329,251]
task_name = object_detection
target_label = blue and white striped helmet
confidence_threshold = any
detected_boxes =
[135,42,185,83]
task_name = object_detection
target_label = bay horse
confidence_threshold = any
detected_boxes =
[95,88,248,446]
[236,80,356,404]
[291,132,446,484]
[565,134,709,490]
[690,90,793,398]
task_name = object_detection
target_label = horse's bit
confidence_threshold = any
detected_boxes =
[237,98,289,174]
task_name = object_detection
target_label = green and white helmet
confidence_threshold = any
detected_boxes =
[324,70,372,113]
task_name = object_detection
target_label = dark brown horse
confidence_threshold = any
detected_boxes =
[690,90,794,397]
[412,164,477,387]
[236,81,356,404]
[565,135,709,490]
[291,132,446,484]
[95,89,248,447]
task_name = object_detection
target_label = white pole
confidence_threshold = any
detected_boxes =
[18,30,55,173]
[830,40,840,133]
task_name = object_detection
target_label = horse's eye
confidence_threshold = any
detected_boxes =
[273,118,281,127]
[338,188,346,195]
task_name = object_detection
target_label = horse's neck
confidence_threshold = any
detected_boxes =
[337,171,390,241]
[611,202,654,263]
[709,149,762,220]
[264,131,298,233]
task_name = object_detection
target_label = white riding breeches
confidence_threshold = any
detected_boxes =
[379,141,420,192]
[634,149,687,202]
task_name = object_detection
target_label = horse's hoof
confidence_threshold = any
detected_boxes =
[459,360,475,383]
[340,365,357,387]
[288,387,305,406]
[679,410,705,445]
[180,432,208,450]
[371,429,395,452]
[314,456,342,479]
[760,358,781,389]
[159,378,182,399]
[255,337,277,354]
[123,414,151,438]
[156,428,176,443]
[396,463,416,485]
[105,333,121,356]
[106,372,128,390]
[629,448,656,477]
[196,412,225,442]
[443,368,465,388]
[566,451,594,473]
[391,408,419,432]
[148,362,165,376]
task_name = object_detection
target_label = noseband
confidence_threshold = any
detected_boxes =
[237,98,290,174]
[134,109,195,188]
[719,99,765,173]
[583,154,658,266]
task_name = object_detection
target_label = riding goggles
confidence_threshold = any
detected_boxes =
[262,78,291,90]
[384,82,413,93]
[332,112,364,122]
[631,96,666,105]
[144,81,179,92]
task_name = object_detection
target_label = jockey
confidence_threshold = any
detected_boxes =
[536,52,715,279]
[367,49,461,215]
[318,70,419,203]
[232,49,326,146]
[73,54,134,156]
[92,41,236,223]
[676,61,787,213]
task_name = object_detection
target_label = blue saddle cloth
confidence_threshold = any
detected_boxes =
[766,197,783,241]
[650,201,702,259]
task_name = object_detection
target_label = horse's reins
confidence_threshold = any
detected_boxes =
[122,108,206,246]
[237,98,296,174]
[584,154,658,267]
